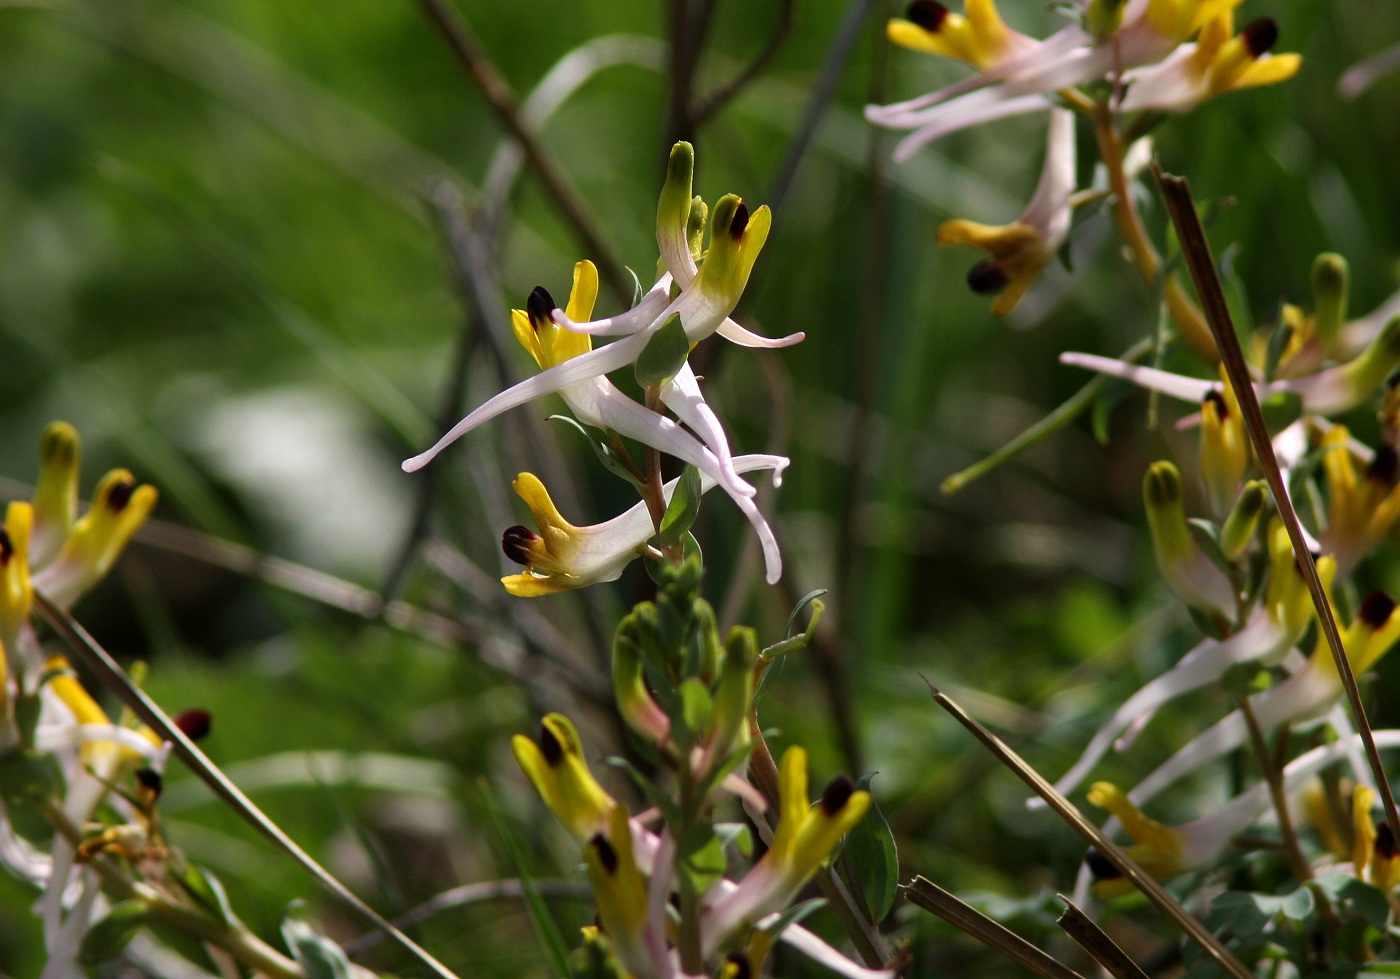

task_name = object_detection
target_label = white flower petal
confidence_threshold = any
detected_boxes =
[716,317,805,349]
[402,332,648,472]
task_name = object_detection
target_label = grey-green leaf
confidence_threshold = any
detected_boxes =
[634,314,690,388]
[281,903,354,979]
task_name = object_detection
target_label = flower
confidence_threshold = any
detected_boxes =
[583,806,654,978]
[936,108,1077,315]
[1044,521,1326,803]
[1317,425,1400,576]
[501,454,787,595]
[1350,786,1400,891]
[512,263,767,505]
[1143,460,1236,619]
[1061,312,1400,415]
[884,0,1036,71]
[1199,381,1249,518]
[866,0,1278,157]
[1087,730,1400,895]
[1116,13,1300,113]
[511,713,616,842]
[699,746,869,957]
[1124,590,1400,812]
[1,424,156,707]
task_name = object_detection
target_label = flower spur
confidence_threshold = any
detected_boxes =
[1061,312,1400,417]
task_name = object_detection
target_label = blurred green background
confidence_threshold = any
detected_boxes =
[1,0,1399,974]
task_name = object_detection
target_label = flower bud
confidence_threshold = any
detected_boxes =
[511,714,615,842]
[1143,461,1236,619]
[1312,252,1349,350]
[31,422,80,569]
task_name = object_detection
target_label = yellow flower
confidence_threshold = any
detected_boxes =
[885,0,1032,71]
[937,109,1075,316]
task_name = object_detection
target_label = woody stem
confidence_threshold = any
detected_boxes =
[1090,99,1217,359]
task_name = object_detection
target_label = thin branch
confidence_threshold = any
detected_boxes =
[768,0,884,219]
[32,593,463,979]
[1238,696,1312,884]
[344,880,592,954]
[412,0,631,302]
[1055,896,1149,979]
[381,252,478,603]
[1153,165,1400,852]
[904,877,1087,979]
[690,0,796,126]
[926,683,1254,979]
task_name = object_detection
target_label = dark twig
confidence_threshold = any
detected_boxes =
[412,0,631,302]
[33,593,463,979]
[1154,166,1400,851]
[381,262,477,604]
[1055,896,1149,979]
[904,877,1087,979]
[926,683,1254,979]
[768,0,886,219]
[690,0,796,127]
[663,0,719,149]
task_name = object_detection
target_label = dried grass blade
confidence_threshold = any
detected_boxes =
[903,876,1087,979]
[1152,166,1400,848]
[1056,894,1150,979]
[926,683,1252,979]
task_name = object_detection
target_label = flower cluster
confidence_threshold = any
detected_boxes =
[404,143,797,594]
[1020,253,1400,916]
[867,0,1300,325]
[0,424,236,976]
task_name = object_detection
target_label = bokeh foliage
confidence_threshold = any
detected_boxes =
[1,0,1398,974]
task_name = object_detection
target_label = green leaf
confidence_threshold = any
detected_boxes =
[678,822,727,894]
[281,903,354,979]
[1209,887,1315,938]
[1314,872,1392,928]
[79,901,148,967]
[175,861,235,925]
[633,314,690,388]
[659,466,702,548]
[842,773,898,921]
[0,748,62,810]
[785,590,828,639]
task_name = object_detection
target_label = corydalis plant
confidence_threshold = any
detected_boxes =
[404,143,793,589]
[512,562,883,979]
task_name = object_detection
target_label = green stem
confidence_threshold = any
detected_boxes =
[942,338,1154,495]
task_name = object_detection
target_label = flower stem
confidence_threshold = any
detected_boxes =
[1090,101,1216,360]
